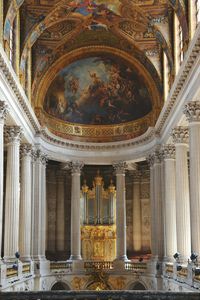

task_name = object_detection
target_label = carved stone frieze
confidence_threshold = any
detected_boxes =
[113,161,127,175]
[162,144,175,159]
[0,100,8,121]
[171,126,189,144]
[5,125,22,143]
[184,101,200,123]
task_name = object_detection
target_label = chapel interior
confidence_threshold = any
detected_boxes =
[0,0,200,299]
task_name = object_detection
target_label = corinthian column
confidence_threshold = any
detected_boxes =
[0,101,8,260]
[68,161,84,261]
[4,126,22,261]
[19,144,32,261]
[184,101,200,256]
[172,126,191,261]
[162,145,177,260]
[32,150,48,261]
[132,171,142,253]
[113,161,128,261]
[147,151,164,260]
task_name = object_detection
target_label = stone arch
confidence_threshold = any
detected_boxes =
[51,281,71,290]
[128,281,147,290]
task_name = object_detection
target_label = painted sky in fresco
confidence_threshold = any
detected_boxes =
[44,56,152,125]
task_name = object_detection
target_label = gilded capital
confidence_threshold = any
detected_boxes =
[172,126,189,144]
[184,101,200,123]
[113,161,127,174]
[0,101,8,121]
[162,144,175,159]
[5,125,22,143]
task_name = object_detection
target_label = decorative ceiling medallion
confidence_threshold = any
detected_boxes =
[35,46,161,143]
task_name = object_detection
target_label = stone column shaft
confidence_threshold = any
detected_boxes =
[68,161,83,260]
[148,151,164,260]
[184,102,200,255]
[132,172,142,252]
[163,145,177,260]
[4,126,22,261]
[32,150,47,261]
[0,101,8,259]
[19,144,32,261]
[113,161,128,261]
[172,127,191,260]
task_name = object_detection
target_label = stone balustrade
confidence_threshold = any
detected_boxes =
[1,291,200,300]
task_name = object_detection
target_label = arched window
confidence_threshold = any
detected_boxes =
[179,24,184,63]
[196,0,200,24]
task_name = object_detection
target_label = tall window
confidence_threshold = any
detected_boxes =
[196,0,200,24]
[9,24,13,63]
[179,24,184,63]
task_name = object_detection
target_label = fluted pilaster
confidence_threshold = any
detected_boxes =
[19,144,32,261]
[113,161,128,261]
[162,145,177,260]
[0,101,8,260]
[67,161,84,260]
[4,126,22,261]
[56,170,65,252]
[132,171,142,252]
[172,126,191,261]
[184,101,200,255]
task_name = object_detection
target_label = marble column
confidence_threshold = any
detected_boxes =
[0,101,8,260]
[69,161,84,261]
[19,144,32,261]
[113,161,128,261]
[148,155,155,257]
[4,126,22,261]
[32,150,48,261]
[148,151,164,260]
[56,170,65,252]
[184,101,200,256]
[172,126,191,261]
[132,171,142,252]
[162,145,177,260]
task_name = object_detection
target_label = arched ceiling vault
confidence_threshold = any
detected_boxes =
[2,0,190,143]
[4,0,188,79]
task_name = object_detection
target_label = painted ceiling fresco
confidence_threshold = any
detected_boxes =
[3,0,189,142]
[44,56,152,125]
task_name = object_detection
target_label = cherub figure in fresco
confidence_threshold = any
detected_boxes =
[68,76,79,94]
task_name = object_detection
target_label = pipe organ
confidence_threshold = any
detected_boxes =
[81,171,116,260]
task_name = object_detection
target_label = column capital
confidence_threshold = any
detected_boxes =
[184,101,200,123]
[20,144,32,158]
[65,161,84,174]
[33,149,48,165]
[171,126,189,144]
[0,101,8,121]
[5,125,22,143]
[147,150,162,167]
[113,161,127,175]
[162,144,175,159]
